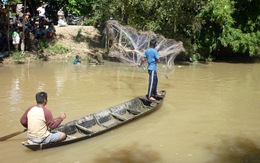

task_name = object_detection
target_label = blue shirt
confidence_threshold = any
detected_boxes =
[73,59,80,64]
[144,48,159,70]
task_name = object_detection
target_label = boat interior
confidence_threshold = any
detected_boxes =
[56,94,164,138]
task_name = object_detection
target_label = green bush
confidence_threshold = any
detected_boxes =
[37,39,50,49]
[45,44,70,55]
[12,51,24,60]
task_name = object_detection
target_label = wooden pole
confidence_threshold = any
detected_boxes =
[0,129,27,141]
[21,0,26,53]
[7,4,11,55]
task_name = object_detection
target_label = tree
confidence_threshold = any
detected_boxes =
[14,0,259,59]
[195,0,260,57]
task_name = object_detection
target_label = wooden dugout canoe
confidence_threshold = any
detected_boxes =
[22,90,166,151]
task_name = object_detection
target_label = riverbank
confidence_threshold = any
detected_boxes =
[52,25,103,58]
[1,25,259,65]
[1,25,105,64]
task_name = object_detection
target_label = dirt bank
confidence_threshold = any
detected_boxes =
[1,25,104,64]
[54,25,102,58]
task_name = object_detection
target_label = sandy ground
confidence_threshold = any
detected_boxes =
[52,25,102,59]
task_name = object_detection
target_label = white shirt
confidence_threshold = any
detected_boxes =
[37,7,45,17]
[27,106,50,139]
[58,10,64,16]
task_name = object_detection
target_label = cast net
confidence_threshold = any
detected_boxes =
[105,20,185,77]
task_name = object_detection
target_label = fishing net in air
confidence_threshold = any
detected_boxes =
[105,20,186,77]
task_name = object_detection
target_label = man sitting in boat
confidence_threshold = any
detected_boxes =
[20,92,67,144]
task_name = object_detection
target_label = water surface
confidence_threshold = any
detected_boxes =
[0,61,259,163]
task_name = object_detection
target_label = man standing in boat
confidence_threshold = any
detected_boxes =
[139,39,161,101]
[20,92,67,144]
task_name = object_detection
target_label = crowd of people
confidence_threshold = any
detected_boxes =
[10,2,56,52]
[0,31,8,54]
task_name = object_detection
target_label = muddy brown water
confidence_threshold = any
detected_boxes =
[0,61,259,163]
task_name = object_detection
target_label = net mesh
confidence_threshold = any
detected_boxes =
[106,20,186,77]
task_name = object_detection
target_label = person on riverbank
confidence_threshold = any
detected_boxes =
[20,91,67,144]
[87,49,104,65]
[57,8,67,27]
[73,55,81,64]
[46,23,56,38]
[139,39,160,101]
[37,3,46,24]
[12,28,20,51]
[57,8,64,20]
[34,26,45,39]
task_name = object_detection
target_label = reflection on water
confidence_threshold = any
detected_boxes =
[207,137,260,163]
[55,73,65,96]
[0,61,259,162]
[9,78,21,105]
[94,143,161,163]
[36,82,46,93]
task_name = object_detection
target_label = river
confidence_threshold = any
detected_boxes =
[0,61,259,163]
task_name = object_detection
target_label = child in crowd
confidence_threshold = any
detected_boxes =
[46,24,56,38]
[12,28,20,51]
[34,26,45,39]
